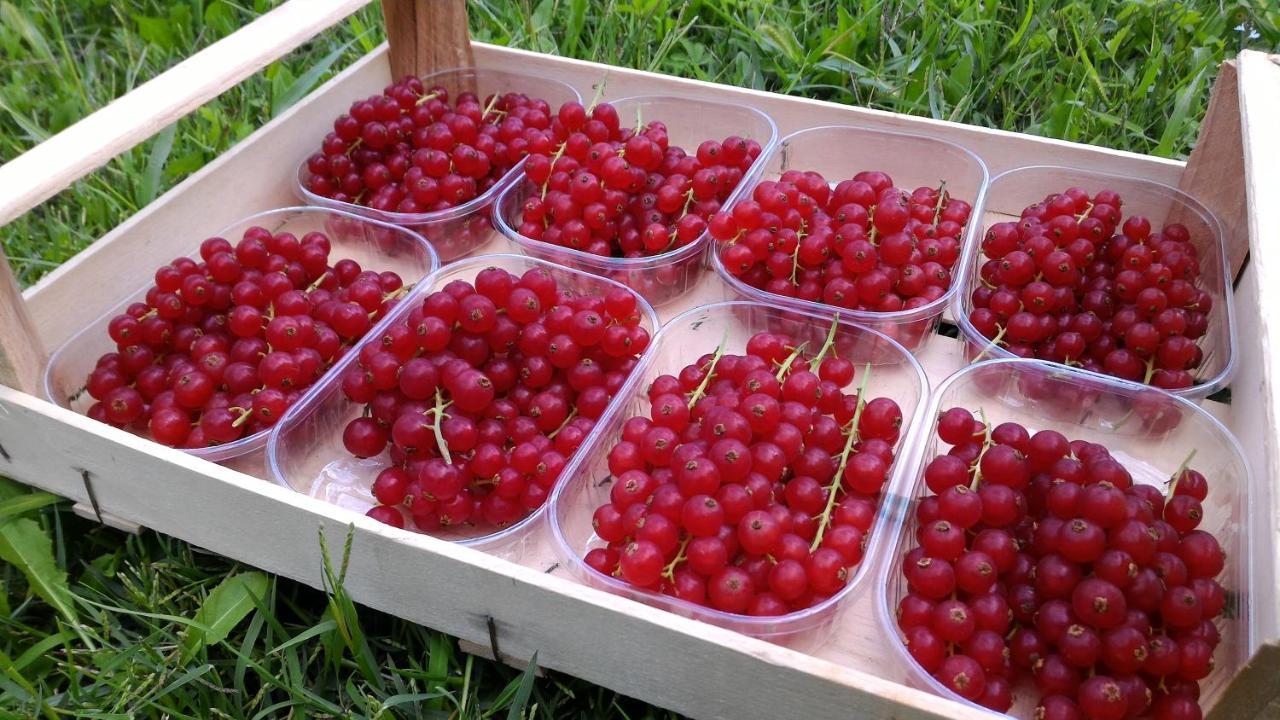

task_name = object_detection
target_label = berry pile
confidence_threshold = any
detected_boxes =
[84,228,405,448]
[582,322,905,616]
[304,75,558,214]
[709,171,973,314]
[968,187,1212,390]
[896,408,1226,719]
[342,266,651,533]
[513,100,764,258]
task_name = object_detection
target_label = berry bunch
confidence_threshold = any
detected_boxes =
[84,228,405,449]
[342,266,651,534]
[896,408,1226,719]
[709,171,973,314]
[583,321,905,616]
[513,100,764,258]
[968,187,1212,390]
[304,75,558,214]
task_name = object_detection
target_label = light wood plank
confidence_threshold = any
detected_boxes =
[0,385,986,720]
[381,0,473,79]
[0,0,370,228]
[1221,52,1280,716]
[1177,61,1249,277]
[0,244,44,393]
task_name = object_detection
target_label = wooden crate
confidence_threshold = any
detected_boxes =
[0,2,1277,717]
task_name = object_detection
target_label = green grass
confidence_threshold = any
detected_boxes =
[0,0,1277,717]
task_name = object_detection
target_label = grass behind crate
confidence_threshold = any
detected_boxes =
[0,0,1277,717]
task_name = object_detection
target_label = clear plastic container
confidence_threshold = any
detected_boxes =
[294,68,582,262]
[494,95,779,307]
[42,207,439,473]
[548,301,930,642]
[876,358,1254,717]
[709,125,990,354]
[954,165,1236,400]
[265,254,660,557]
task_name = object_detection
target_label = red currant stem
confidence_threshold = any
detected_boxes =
[1165,449,1198,499]
[1075,201,1095,222]
[631,105,644,136]
[139,309,157,320]
[1142,357,1157,385]
[305,273,328,292]
[971,324,1007,363]
[548,407,578,439]
[345,137,363,157]
[539,142,568,202]
[586,77,608,112]
[479,94,501,120]
[661,535,690,582]
[686,330,730,410]
[810,364,872,553]
[413,91,440,107]
[809,314,842,368]
[429,388,453,465]
[229,406,253,429]
[773,340,811,382]
[930,179,949,228]
[383,284,412,302]
[968,408,995,490]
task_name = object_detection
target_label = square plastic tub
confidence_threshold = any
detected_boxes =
[494,95,779,307]
[709,125,990,354]
[547,300,929,643]
[294,68,582,262]
[265,254,660,558]
[42,207,439,475]
[953,165,1236,400]
[876,358,1254,717]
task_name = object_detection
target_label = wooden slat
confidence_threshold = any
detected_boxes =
[1177,61,1249,277]
[0,244,44,393]
[381,0,473,79]
[0,385,987,720]
[0,0,370,228]
[1214,51,1280,720]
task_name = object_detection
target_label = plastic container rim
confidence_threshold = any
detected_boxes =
[950,163,1239,399]
[264,252,661,548]
[547,299,933,633]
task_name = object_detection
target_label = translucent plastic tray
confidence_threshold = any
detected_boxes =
[548,300,929,642]
[265,254,660,557]
[953,165,1236,400]
[295,68,581,262]
[43,207,439,472]
[709,125,989,354]
[494,95,779,307]
[876,358,1253,717]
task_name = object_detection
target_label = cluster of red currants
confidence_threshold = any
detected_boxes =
[897,407,1226,719]
[342,267,651,533]
[514,100,764,258]
[709,170,973,313]
[968,187,1212,390]
[304,75,557,214]
[583,322,904,616]
[84,228,405,448]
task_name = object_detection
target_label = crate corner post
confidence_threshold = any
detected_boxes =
[380,0,474,80]
[0,245,46,399]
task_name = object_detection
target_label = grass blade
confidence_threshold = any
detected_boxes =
[0,518,86,645]
[179,571,269,664]
[506,651,539,720]
[0,492,61,522]
[138,122,177,206]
